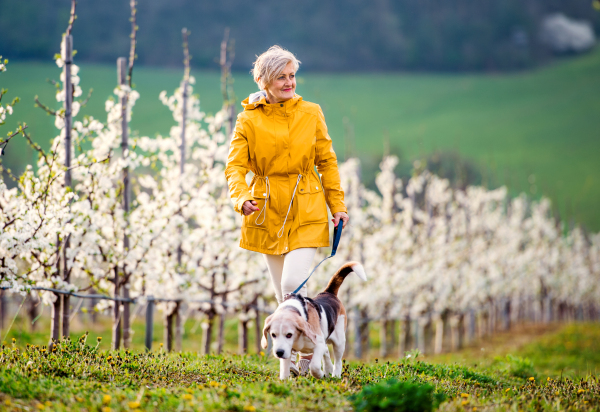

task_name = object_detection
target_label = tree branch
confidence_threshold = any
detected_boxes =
[128,0,138,87]
[65,0,77,36]
[34,96,59,116]
[0,125,28,156]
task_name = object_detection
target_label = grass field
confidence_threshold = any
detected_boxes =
[2,50,600,229]
[0,322,598,411]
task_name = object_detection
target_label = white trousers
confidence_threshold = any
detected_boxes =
[263,247,317,304]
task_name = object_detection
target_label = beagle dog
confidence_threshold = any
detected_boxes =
[261,261,367,379]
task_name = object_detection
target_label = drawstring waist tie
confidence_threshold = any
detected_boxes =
[253,173,304,238]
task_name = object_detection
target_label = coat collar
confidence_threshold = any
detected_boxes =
[241,91,303,114]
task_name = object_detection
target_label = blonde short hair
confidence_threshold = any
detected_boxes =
[251,45,301,90]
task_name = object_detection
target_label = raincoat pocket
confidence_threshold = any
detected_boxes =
[297,175,328,226]
[244,181,268,230]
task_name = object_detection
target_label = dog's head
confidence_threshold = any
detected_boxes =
[261,310,318,359]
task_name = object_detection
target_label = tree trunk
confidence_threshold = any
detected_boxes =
[465,310,476,345]
[238,317,248,354]
[50,234,62,349]
[217,312,225,355]
[388,319,396,354]
[502,299,511,331]
[0,290,6,333]
[89,289,97,324]
[50,293,61,349]
[416,316,427,354]
[354,307,362,359]
[450,314,464,351]
[434,313,444,354]
[164,310,174,352]
[62,246,70,339]
[359,309,370,358]
[203,310,215,355]
[380,317,388,358]
[175,302,183,352]
[478,311,487,339]
[123,286,132,348]
[255,308,262,354]
[112,268,121,350]
[27,293,40,331]
[399,316,411,357]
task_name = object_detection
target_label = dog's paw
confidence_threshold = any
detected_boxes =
[310,368,324,379]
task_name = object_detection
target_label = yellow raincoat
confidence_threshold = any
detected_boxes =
[225,92,347,255]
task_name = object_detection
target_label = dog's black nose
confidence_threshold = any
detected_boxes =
[276,349,285,358]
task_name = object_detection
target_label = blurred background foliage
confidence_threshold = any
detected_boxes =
[1,0,598,71]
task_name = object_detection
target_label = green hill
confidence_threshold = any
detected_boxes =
[2,49,600,229]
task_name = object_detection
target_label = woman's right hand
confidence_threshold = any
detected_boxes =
[242,200,260,216]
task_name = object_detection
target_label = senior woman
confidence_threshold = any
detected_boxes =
[225,45,349,305]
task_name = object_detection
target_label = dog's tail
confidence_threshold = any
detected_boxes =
[323,261,367,296]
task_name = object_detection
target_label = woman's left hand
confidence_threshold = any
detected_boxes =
[332,212,349,228]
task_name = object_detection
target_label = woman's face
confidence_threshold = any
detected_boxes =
[265,61,296,104]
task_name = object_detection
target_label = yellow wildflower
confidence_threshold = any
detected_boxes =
[528,377,535,381]
[505,388,511,393]
[460,393,469,398]
[4,400,11,406]
[75,396,84,402]
[183,394,193,401]
[578,389,585,394]
[36,403,45,410]
[103,394,112,404]
[260,351,265,356]
[244,406,257,412]
[209,381,219,387]
[128,401,141,409]
[102,408,112,412]
[461,400,469,406]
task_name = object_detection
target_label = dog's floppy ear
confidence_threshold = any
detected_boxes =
[261,314,274,349]
[294,317,318,345]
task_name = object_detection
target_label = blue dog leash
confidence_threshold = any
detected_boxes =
[291,222,343,294]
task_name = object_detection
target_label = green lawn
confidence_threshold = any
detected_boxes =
[2,50,600,229]
[0,323,599,411]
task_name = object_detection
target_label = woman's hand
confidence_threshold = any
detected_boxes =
[242,200,260,216]
[332,212,349,228]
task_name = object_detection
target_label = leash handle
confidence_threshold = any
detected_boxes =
[291,222,343,294]
[331,221,342,256]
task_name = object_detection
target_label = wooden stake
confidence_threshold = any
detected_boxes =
[61,34,73,340]
[145,297,154,351]
[118,57,132,348]
[112,267,121,350]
